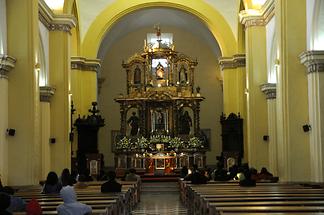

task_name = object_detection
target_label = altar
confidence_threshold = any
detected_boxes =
[113,27,206,174]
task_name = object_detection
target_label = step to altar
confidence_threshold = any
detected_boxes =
[140,174,180,182]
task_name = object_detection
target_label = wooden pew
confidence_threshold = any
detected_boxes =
[179,180,324,215]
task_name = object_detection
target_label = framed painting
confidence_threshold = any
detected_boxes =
[155,158,165,169]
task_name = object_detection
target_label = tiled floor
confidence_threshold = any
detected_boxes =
[131,182,187,215]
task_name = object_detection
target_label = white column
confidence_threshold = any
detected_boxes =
[0,0,7,55]
[300,50,324,182]
[261,83,278,176]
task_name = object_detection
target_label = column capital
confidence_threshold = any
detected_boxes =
[239,0,274,28]
[260,83,276,99]
[71,56,101,72]
[39,0,76,34]
[0,55,16,79]
[40,86,55,102]
[218,54,246,70]
[299,50,324,73]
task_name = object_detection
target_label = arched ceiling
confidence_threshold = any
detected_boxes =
[78,0,240,42]
[97,7,222,59]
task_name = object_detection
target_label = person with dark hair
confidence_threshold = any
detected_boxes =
[101,171,122,193]
[42,171,62,194]
[258,167,274,180]
[184,164,208,184]
[125,169,141,182]
[57,185,92,215]
[0,192,11,215]
[60,168,74,187]
[2,186,26,213]
[239,169,256,187]
[180,166,188,178]
[74,174,88,189]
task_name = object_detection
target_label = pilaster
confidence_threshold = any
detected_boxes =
[39,86,55,179]
[300,50,324,182]
[70,56,101,115]
[275,0,310,181]
[48,10,76,174]
[240,9,269,170]
[0,55,16,185]
[7,0,40,185]
[261,83,278,176]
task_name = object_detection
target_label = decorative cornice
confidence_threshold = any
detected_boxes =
[299,50,324,74]
[239,0,274,28]
[0,55,16,79]
[260,83,276,99]
[71,56,101,72]
[218,54,246,70]
[40,86,55,102]
[39,0,76,34]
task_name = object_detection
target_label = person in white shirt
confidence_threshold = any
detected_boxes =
[57,185,92,215]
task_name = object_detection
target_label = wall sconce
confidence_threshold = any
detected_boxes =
[302,124,311,132]
[263,135,269,141]
[6,128,16,136]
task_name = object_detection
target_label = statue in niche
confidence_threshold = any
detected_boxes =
[155,62,164,80]
[155,110,165,130]
[179,110,192,135]
[133,65,141,84]
[127,112,139,136]
[179,64,188,83]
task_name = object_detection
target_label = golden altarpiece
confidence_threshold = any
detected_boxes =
[114,30,206,175]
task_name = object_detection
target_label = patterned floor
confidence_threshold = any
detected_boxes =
[131,182,187,215]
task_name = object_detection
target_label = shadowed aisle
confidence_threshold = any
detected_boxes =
[131,182,187,215]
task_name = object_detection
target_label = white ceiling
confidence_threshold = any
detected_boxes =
[78,0,240,42]
[97,7,222,59]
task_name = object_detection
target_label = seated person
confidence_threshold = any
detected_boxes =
[1,186,26,213]
[258,167,274,180]
[57,185,92,215]
[184,164,208,184]
[26,198,42,215]
[0,192,11,215]
[125,169,141,182]
[101,171,122,193]
[42,171,62,194]
[180,166,188,179]
[74,174,88,189]
[239,169,256,187]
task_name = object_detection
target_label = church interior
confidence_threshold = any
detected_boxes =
[1,0,324,213]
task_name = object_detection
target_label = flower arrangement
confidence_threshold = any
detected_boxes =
[187,137,204,149]
[150,135,172,144]
[115,137,130,150]
[137,137,149,149]
[169,137,185,149]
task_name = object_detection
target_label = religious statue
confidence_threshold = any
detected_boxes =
[127,112,139,136]
[179,110,192,135]
[133,65,141,84]
[155,62,164,80]
[155,111,165,130]
[179,64,188,83]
